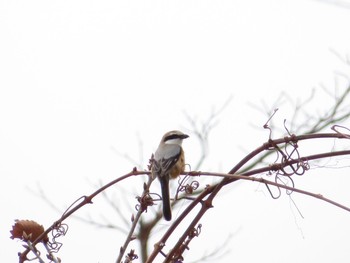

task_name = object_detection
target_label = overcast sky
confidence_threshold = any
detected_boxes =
[2,1,350,262]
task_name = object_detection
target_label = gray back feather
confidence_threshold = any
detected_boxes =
[153,144,181,176]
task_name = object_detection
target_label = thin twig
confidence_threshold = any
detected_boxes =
[115,174,155,263]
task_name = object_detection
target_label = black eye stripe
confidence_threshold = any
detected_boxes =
[164,134,182,141]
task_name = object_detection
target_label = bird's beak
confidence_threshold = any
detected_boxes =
[182,134,189,139]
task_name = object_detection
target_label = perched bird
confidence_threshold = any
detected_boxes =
[152,130,189,221]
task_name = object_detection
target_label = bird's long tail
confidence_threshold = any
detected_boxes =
[159,175,171,221]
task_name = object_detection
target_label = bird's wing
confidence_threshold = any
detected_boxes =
[154,144,181,175]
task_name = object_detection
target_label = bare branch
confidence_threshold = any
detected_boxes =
[148,131,350,262]
[194,170,350,212]
[184,96,232,170]
[19,169,150,263]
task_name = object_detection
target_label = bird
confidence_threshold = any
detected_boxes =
[152,130,189,221]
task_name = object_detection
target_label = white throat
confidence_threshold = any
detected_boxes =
[164,138,183,145]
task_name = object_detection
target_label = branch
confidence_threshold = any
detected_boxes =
[116,173,155,262]
[19,169,150,263]
[196,171,350,212]
[150,131,350,262]
[245,84,350,172]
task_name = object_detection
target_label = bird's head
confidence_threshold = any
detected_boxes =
[161,130,189,146]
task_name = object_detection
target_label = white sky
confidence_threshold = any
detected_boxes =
[2,0,350,262]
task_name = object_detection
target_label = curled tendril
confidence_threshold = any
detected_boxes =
[263,108,279,140]
[175,174,200,199]
[135,192,154,213]
[268,133,309,177]
[189,224,202,238]
[265,173,296,199]
[276,174,295,195]
[264,180,281,199]
[284,119,291,135]
[299,159,310,171]
[265,134,307,199]
[332,125,350,139]
[124,249,138,262]
[47,222,68,253]
[278,154,309,177]
[179,181,200,195]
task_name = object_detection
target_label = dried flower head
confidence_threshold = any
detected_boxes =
[10,219,48,243]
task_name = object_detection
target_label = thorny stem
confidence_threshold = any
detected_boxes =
[19,169,150,263]
[162,156,350,261]
[230,132,349,175]
[18,131,350,263]
[116,174,155,263]
[163,192,214,262]
[241,150,350,177]
[244,84,350,173]
[149,131,350,262]
[146,187,212,263]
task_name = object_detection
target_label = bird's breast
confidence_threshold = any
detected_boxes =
[169,149,185,179]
